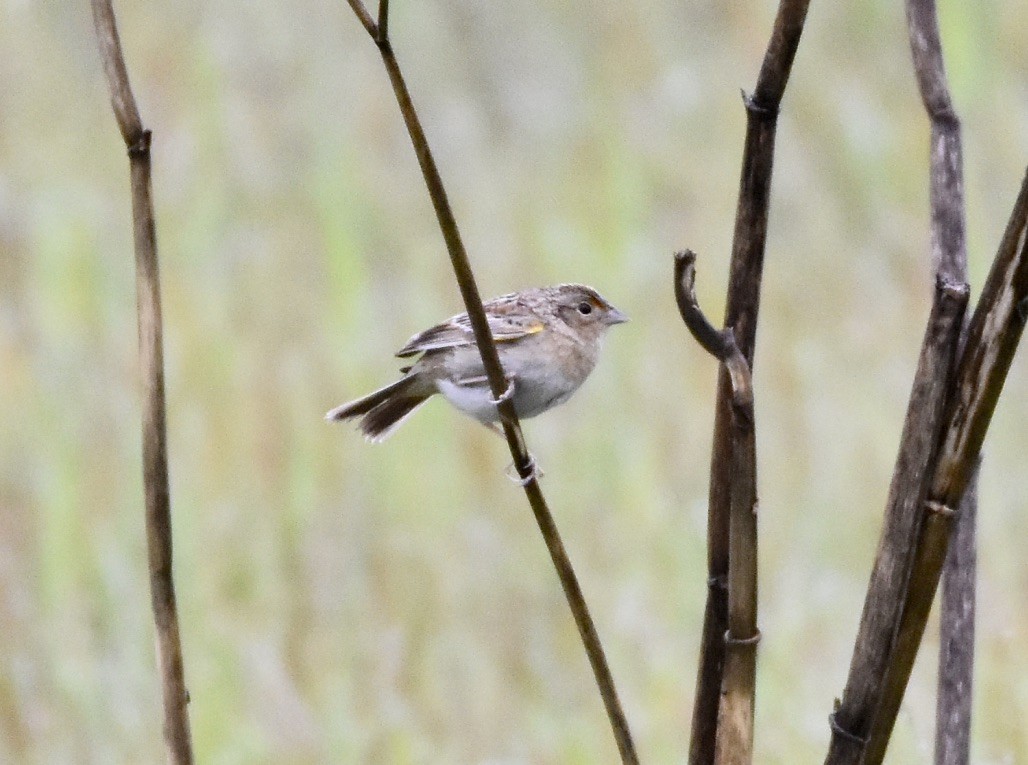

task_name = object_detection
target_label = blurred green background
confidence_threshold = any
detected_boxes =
[2,0,1027,762]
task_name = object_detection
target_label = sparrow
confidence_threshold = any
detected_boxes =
[325,284,628,441]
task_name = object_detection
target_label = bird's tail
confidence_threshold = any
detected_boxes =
[325,375,431,442]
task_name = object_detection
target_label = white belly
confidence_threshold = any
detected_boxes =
[436,374,579,423]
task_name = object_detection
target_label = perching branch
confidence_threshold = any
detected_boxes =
[675,251,759,765]
[687,2,810,763]
[90,1,194,763]
[342,3,637,762]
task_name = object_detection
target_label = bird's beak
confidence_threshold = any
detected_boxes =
[604,306,630,325]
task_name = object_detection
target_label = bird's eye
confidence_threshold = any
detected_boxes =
[577,302,593,315]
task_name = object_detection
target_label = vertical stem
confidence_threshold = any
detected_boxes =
[689,3,810,763]
[91,2,193,762]
[825,0,972,760]
[935,464,977,765]
[712,400,759,765]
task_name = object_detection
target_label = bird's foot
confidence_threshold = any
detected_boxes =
[490,377,516,406]
[506,453,544,486]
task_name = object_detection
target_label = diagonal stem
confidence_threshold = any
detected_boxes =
[343,4,637,761]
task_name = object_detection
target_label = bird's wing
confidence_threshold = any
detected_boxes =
[396,311,545,358]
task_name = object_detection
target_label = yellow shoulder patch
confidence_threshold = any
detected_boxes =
[495,321,545,341]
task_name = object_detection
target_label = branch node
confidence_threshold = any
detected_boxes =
[925,499,956,518]
[707,574,729,591]
[128,129,152,157]
[724,629,762,648]
[828,709,869,746]
[932,106,960,131]
[1016,295,1028,325]
[741,89,778,119]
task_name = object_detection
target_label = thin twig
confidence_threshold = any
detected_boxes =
[90,2,193,763]
[674,251,759,765]
[688,3,810,763]
[674,251,753,412]
[343,4,637,761]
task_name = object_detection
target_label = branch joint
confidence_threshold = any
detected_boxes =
[925,499,956,518]
[741,89,778,120]
[127,129,152,158]
[724,629,761,648]
[828,709,869,747]
[707,574,728,591]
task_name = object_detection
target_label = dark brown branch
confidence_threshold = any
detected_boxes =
[345,0,376,38]
[904,1,976,762]
[90,2,193,763]
[714,398,758,765]
[826,1,974,761]
[825,278,968,765]
[935,463,977,765]
[674,250,760,765]
[376,0,390,42]
[674,251,752,410]
[344,5,637,762]
[688,3,810,763]
[864,168,1028,765]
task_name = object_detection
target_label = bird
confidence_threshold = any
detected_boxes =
[325,284,628,441]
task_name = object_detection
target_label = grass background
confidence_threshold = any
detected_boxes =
[1,0,1027,762]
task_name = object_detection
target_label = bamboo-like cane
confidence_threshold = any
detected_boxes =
[686,3,811,763]
[90,2,194,763]
[342,3,637,761]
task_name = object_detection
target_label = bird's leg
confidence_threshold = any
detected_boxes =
[481,421,504,438]
[473,374,541,482]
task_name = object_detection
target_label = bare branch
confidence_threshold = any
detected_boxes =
[825,278,968,765]
[674,251,752,411]
[826,0,974,760]
[935,463,977,765]
[907,1,976,762]
[687,2,810,763]
[345,0,377,38]
[343,8,637,762]
[865,168,1028,765]
[90,1,193,763]
[674,249,759,765]
[377,0,390,43]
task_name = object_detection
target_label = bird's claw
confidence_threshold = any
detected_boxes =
[506,454,543,486]
[490,378,516,406]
